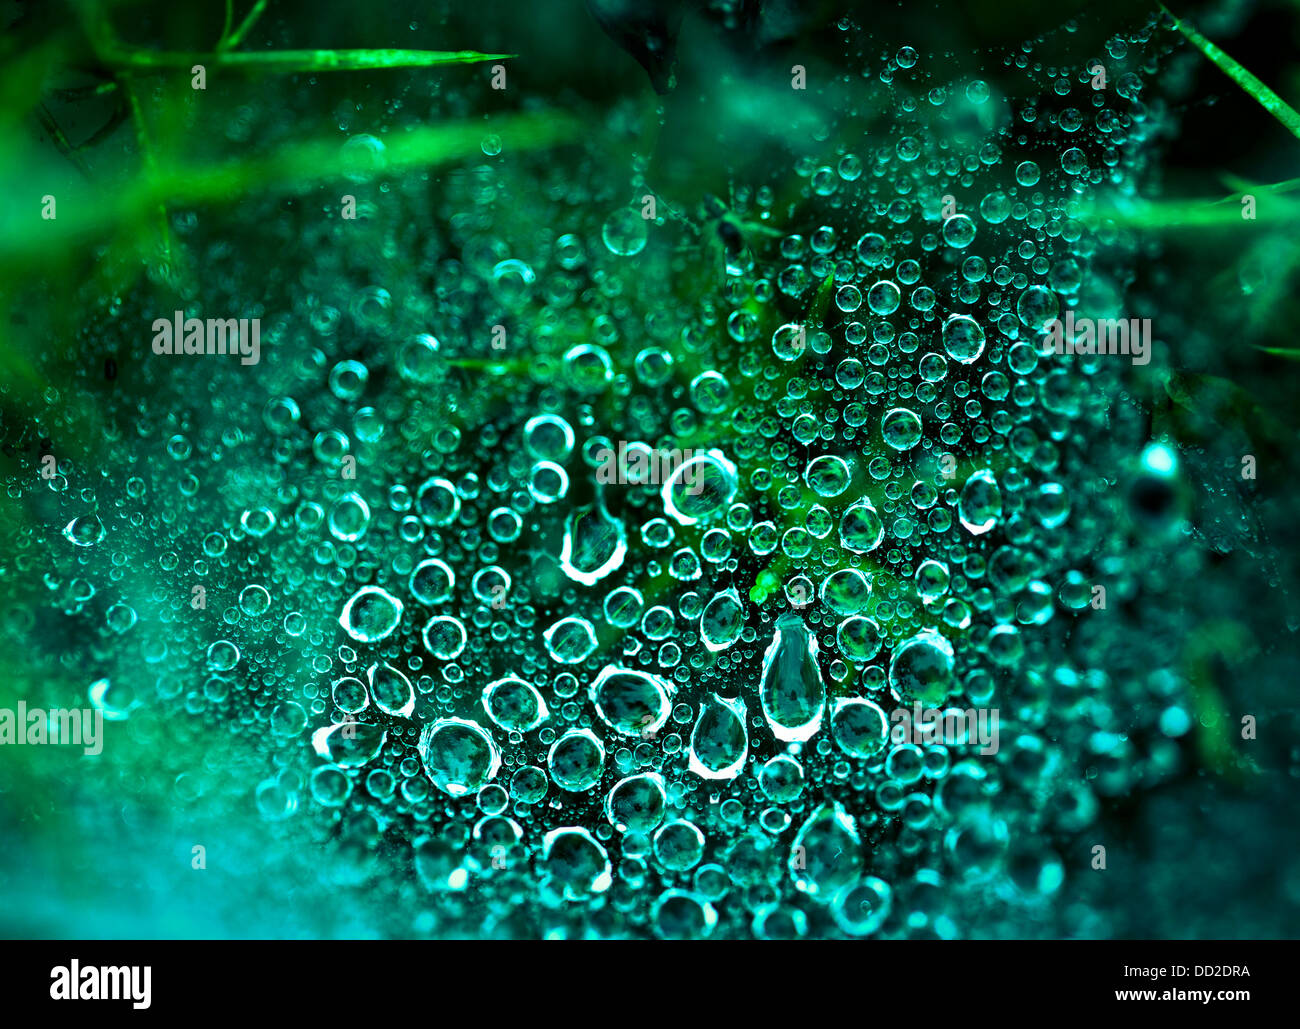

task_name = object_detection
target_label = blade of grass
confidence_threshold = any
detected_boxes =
[119,76,173,263]
[218,0,236,50]
[1085,194,1300,229]
[1218,173,1300,198]
[1162,4,1300,141]
[100,47,516,74]
[0,110,582,267]
[223,0,271,52]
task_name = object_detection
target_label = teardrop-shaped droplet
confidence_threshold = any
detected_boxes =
[63,514,106,547]
[699,588,745,652]
[688,693,749,780]
[559,504,627,585]
[839,498,884,553]
[367,661,414,718]
[758,614,826,742]
[605,772,667,833]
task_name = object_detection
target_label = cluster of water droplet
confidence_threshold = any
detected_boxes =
[19,20,1196,938]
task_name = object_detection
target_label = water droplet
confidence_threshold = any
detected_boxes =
[688,693,749,780]
[602,207,648,257]
[699,588,745,651]
[789,803,862,901]
[590,665,674,737]
[419,718,500,797]
[312,721,387,768]
[63,515,105,547]
[758,614,826,742]
[889,630,956,704]
[942,314,986,363]
[482,676,548,732]
[543,616,597,664]
[368,661,414,718]
[958,469,1003,535]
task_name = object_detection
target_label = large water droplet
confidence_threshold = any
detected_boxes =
[312,721,387,768]
[758,614,826,742]
[1017,285,1060,332]
[688,693,748,780]
[559,504,627,585]
[605,773,667,833]
[542,827,612,898]
[789,803,863,901]
[543,616,597,664]
[328,492,370,542]
[840,498,884,553]
[63,514,105,547]
[418,718,500,797]
[699,588,745,651]
[589,665,674,737]
[662,450,737,526]
[481,675,548,732]
[942,314,986,363]
[88,677,137,720]
[881,408,923,450]
[547,728,606,791]
[819,568,872,615]
[367,661,414,718]
[339,586,403,643]
[888,630,956,704]
[601,207,648,257]
[409,558,454,605]
[830,698,889,758]
[958,469,1003,535]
